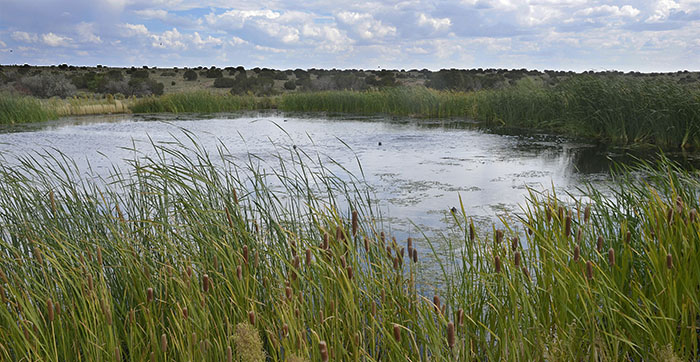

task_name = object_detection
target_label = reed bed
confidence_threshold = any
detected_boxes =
[0,135,698,360]
[130,91,277,114]
[0,93,57,124]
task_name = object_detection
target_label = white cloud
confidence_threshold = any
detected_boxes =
[192,32,223,47]
[205,9,280,29]
[577,5,640,18]
[134,9,169,20]
[42,33,72,47]
[336,11,396,40]
[151,28,187,50]
[647,0,681,22]
[228,36,248,46]
[11,31,38,43]
[120,23,149,37]
[76,22,103,44]
[417,13,451,32]
[0,40,6,47]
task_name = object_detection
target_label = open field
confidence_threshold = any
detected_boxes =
[0,138,698,361]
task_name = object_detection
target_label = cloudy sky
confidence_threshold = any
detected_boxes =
[0,0,699,71]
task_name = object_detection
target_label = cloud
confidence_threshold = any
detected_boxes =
[76,22,103,44]
[42,32,73,47]
[576,5,640,18]
[205,9,280,29]
[11,31,38,43]
[417,13,451,32]
[0,40,6,47]
[120,23,150,37]
[134,9,169,20]
[336,11,396,40]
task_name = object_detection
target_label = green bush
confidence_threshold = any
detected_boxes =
[183,69,198,81]
[213,77,236,88]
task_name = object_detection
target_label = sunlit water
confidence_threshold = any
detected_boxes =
[1,112,696,244]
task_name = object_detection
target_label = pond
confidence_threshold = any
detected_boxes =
[0,112,696,239]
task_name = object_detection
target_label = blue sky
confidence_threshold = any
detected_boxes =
[1,0,699,71]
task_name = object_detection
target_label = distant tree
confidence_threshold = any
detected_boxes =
[283,80,296,90]
[183,69,198,81]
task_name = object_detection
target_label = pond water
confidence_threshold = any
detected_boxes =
[0,112,697,239]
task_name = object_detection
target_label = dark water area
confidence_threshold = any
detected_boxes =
[0,111,698,240]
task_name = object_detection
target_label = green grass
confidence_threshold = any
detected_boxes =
[0,93,57,124]
[129,91,278,113]
[0,134,698,360]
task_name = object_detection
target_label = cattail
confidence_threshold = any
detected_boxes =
[608,248,615,266]
[400,247,405,259]
[458,308,464,326]
[514,251,521,267]
[147,288,154,302]
[511,237,519,251]
[352,210,359,236]
[380,231,386,245]
[323,232,329,250]
[242,245,249,265]
[182,307,188,320]
[227,346,232,362]
[340,255,346,269]
[407,237,413,256]
[666,253,673,269]
[87,274,93,292]
[573,245,580,262]
[528,226,533,235]
[248,310,255,325]
[319,341,329,362]
[586,261,593,280]
[129,309,135,324]
[364,237,370,252]
[597,236,604,252]
[49,190,56,213]
[447,322,455,348]
[495,255,501,273]
[469,223,475,242]
[160,333,168,352]
[495,229,503,244]
[576,229,582,243]
[565,214,572,238]
[558,206,564,221]
[285,286,292,300]
[393,324,401,342]
[33,246,43,265]
[47,298,54,322]
[625,231,631,244]
[96,247,103,266]
[232,187,238,204]
[522,267,530,281]
[282,323,289,337]
[584,204,591,223]
[186,265,193,278]
[546,207,552,223]
[236,265,242,280]
[433,295,441,312]
[347,266,353,280]
[412,249,418,263]
[203,274,210,293]
[115,346,121,361]
[371,301,376,316]
[393,257,399,270]
[336,226,343,243]
[441,305,446,315]
[213,255,219,271]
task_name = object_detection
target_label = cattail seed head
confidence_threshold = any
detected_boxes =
[608,248,615,266]
[371,301,376,316]
[323,232,329,250]
[347,266,353,280]
[393,257,399,270]
[495,229,503,244]
[558,206,564,220]
[285,286,292,300]
[584,204,591,223]
[236,265,242,280]
[433,295,441,312]
[412,248,418,263]
[546,207,552,223]
[565,215,572,238]
[47,298,54,322]
[586,261,593,280]
[96,247,103,266]
[667,207,674,224]
[282,323,289,337]
[248,310,255,325]
[364,237,370,252]
[495,255,501,273]
[447,322,455,348]
[340,255,346,269]
[407,237,413,255]
[393,324,401,342]
[213,255,218,271]
[242,245,249,265]
[522,267,530,281]
[576,229,582,243]
[351,210,359,236]
[597,236,604,252]
[458,308,464,326]
[511,237,519,251]
[319,341,329,362]
[115,346,121,361]
[87,274,93,292]
[469,223,475,242]
[303,248,311,266]
[514,251,521,267]
[666,253,673,269]
[160,333,167,352]
[182,307,188,320]
[227,346,232,362]
[573,245,580,262]
[33,246,43,265]
[49,190,56,213]
[147,288,154,302]
[625,231,631,244]
[203,274,210,293]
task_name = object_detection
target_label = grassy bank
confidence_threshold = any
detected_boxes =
[0,138,698,360]
[130,91,277,113]
[0,93,57,124]
[281,76,700,149]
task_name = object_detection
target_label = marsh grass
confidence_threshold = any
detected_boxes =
[130,91,277,113]
[0,133,698,360]
[0,93,57,124]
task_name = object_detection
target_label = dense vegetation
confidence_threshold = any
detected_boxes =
[0,138,697,360]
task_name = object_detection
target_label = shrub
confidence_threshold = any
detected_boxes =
[131,69,150,79]
[18,73,77,98]
[205,68,223,78]
[183,70,198,81]
[213,77,236,88]
[283,80,296,90]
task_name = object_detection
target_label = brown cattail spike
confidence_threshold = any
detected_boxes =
[203,274,210,293]
[248,310,255,325]
[393,324,401,342]
[625,231,631,244]
[666,253,673,269]
[364,237,370,252]
[573,245,580,262]
[305,248,312,265]
[584,204,591,223]
[469,223,475,242]
[47,298,54,322]
[227,346,232,362]
[565,215,572,238]
[115,347,121,361]
[147,288,154,302]
[182,307,188,320]
[237,265,242,280]
[522,267,530,280]
[447,322,455,348]
[243,245,249,265]
[433,295,441,312]
[347,266,353,280]
[97,247,103,266]
[351,210,359,236]
[319,341,329,362]
[586,261,593,280]
[511,237,519,251]
[407,237,413,256]
[514,251,521,267]
[412,249,418,263]
[608,248,615,266]
[495,255,501,273]
[597,236,604,252]
[458,308,464,326]
[160,333,167,352]
[495,229,503,244]
[285,286,292,300]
